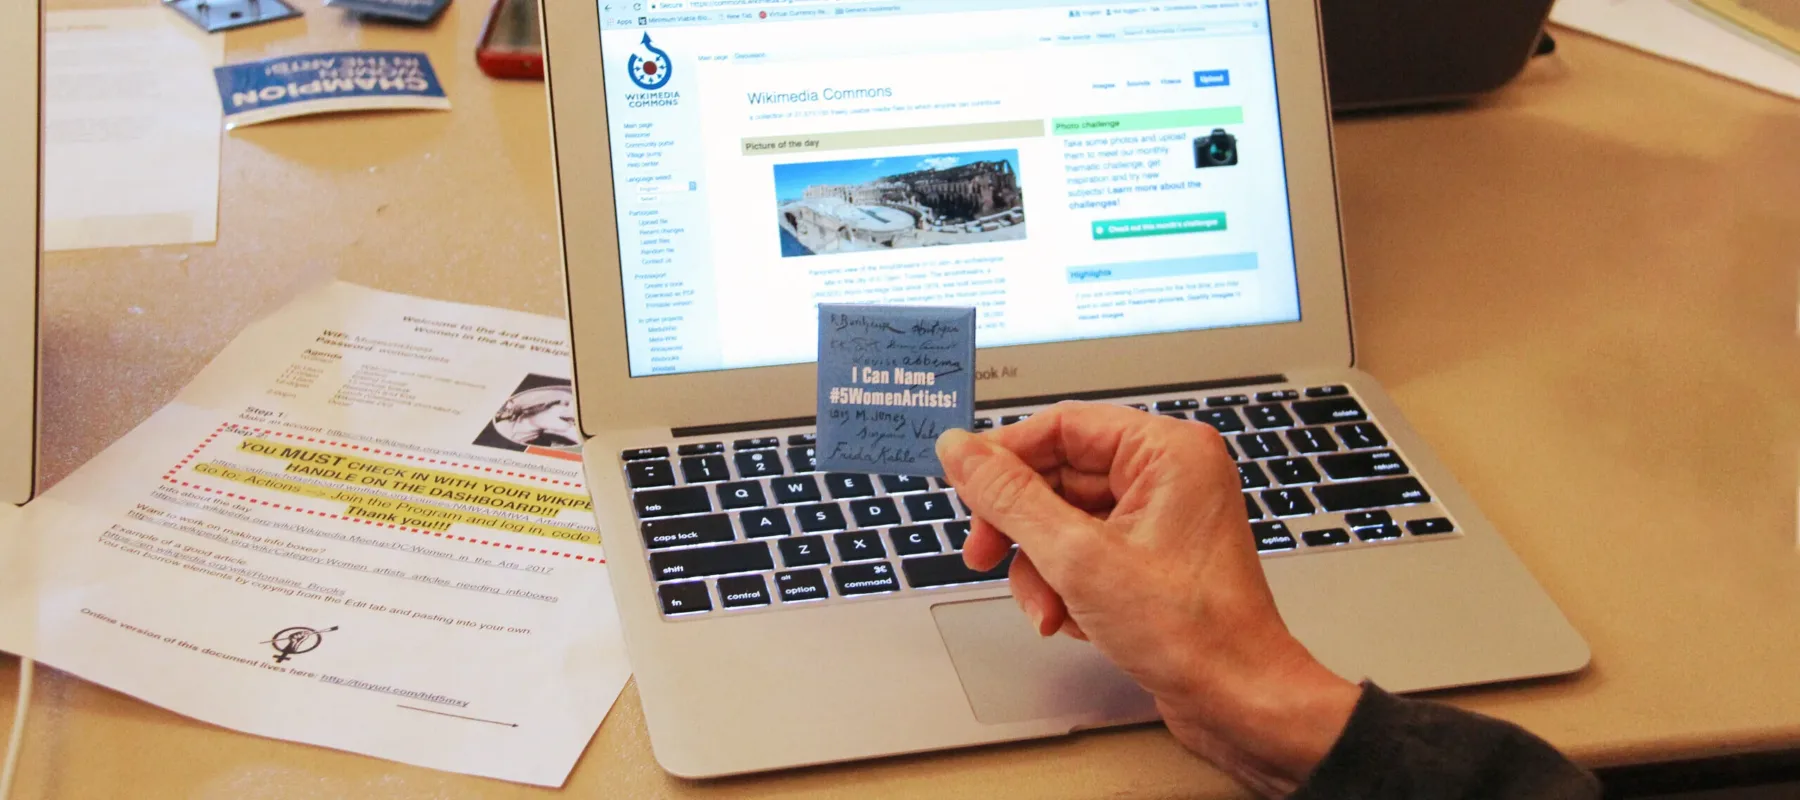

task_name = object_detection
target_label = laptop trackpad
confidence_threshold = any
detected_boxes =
[932,598,1157,726]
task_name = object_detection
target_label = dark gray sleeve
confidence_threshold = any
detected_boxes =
[1290,682,1600,800]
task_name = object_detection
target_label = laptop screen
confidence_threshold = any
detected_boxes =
[598,0,1299,377]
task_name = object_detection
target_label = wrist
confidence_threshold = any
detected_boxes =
[1163,637,1361,790]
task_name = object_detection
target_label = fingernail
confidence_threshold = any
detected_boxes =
[935,428,985,481]
[1017,593,1046,634]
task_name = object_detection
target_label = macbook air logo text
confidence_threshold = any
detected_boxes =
[974,366,1018,381]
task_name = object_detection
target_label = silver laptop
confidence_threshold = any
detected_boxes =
[542,0,1590,777]
[1,0,42,507]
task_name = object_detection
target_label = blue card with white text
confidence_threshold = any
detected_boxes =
[214,51,451,129]
[817,304,977,477]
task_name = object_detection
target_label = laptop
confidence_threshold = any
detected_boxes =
[1,0,42,508]
[542,0,1590,777]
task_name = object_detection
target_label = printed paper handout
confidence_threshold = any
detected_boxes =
[42,10,223,250]
[816,304,977,477]
[0,282,628,786]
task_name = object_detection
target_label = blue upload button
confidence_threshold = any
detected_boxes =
[1194,70,1231,88]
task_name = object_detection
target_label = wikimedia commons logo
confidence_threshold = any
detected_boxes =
[627,33,673,91]
[264,624,338,663]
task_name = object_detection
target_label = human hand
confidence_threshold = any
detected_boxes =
[936,403,1360,797]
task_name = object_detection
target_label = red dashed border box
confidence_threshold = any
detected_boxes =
[162,424,604,564]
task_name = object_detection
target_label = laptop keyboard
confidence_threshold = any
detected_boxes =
[620,383,1461,618]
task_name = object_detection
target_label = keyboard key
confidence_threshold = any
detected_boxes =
[825,473,877,499]
[1293,397,1369,426]
[1155,398,1198,412]
[1305,385,1350,398]
[1286,427,1339,454]
[943,521,971,549]
[634,486,711,518]
[1222,438,1240,460]
[880,474,931,493]
[1244,493,1263,520]
[1314,478,1431,512]
[903,492,957,522]
[775,569,829,602]
[973,417,995,430]
[717,575,772,608]
[1318,450,1410,480]
[1125,403,1149,411]
[733,449,784,478]
[833,562,900,596]
[1237,432,1290,460]
[1356,523,1404,542]
[1206,394,1249,407]
[641,514,735,550]
[1161,411,1189,421]
[1246,404,1295,429]
[734,437,780,451]
[1406,517,1457,536]
[903,551,1014,589]
[778,536,831,567]
[788,433,818,446]
[1251,521,1298,552]
[625,460,676,489]
[1344,510,1394,528]
[772,475,822,504]
[650,542,773,582]
[1001,414,1031,426]
[622,447,670,461]
[1301,527,1351,547]
[889,525,942,556]
[1239,462,1271,490]
[1268,458,1322,485]
[658,582,711,615]
[788,446,817,473]
[1336,423,1387,450]
[678,442,724,456]
[680,455,729,484]
[849,498,902,528]
[834,530,888,562]
[1261,488,1316,517]
[796,503,849,533]
[739,508,792,538]
[717,480,767,510]
[1193,408,1247,434]
[1255,389,1300,402]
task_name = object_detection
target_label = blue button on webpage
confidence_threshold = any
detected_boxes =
[1195,69,1231,88]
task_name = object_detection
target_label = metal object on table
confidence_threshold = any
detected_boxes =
[163,0,302,33]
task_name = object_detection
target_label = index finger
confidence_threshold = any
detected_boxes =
[985,401,1178,473]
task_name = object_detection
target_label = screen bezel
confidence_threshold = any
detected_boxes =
[544,0,1351,436]
[1,0,42,505]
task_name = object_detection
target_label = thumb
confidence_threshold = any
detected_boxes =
[936,429,1096,561]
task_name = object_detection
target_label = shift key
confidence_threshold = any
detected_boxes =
[650,542,773,582]
[1313,477,1431,512]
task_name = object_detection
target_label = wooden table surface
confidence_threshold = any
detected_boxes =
[4,3,1799,797]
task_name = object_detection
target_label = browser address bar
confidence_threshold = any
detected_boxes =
[655,0,858,9]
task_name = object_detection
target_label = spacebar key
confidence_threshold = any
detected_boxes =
[1314,477,1431,512]
[902,552,1015,588]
